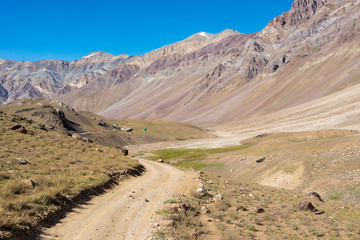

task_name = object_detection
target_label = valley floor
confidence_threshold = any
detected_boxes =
[35,126,360,239]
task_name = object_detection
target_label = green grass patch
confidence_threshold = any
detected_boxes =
[147,145,250,162]
[146,145,250,170]
[164,199,178,204]
[175,137,187,141]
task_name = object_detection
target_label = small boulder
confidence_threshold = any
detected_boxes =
[216,194,223,200]
[8,125,22,130]
[235,206,248,211]
[157,159,164,163]
[256,157,265,163]
[201,206,210,214]
[121,148,128,156]
[72,133,82,140]
[23,179,36,188]
[177,202,189,211]
[116,146,128,156]
[196,187,207,194]
[97,119,108,127]
[72,133,92,143]
[16,126,27,134]
[255,207,264,213]
[298,201,317,212]
[9,125,28,134]
[16,158,29,165]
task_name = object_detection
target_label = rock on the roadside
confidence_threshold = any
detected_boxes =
[196,187,207,194]
[177,202,189,211]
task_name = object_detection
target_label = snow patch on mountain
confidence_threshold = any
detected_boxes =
[84,53,96,59]
[196,32,215,38]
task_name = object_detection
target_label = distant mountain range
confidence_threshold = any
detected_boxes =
[1,0,360,126]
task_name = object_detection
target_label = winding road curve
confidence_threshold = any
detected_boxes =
[38,159,199,240]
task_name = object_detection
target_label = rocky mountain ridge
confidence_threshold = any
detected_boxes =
[1,0,360,126]
[0,52,130,103]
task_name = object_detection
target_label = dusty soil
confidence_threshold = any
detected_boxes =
[37,159,200,240]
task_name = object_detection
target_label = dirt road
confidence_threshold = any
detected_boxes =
[38,159,200,240]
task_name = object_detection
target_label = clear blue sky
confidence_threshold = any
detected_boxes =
[0,0,293,61]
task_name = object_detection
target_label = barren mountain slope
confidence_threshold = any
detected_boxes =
[56,29,241,112]
[99,0,360,125]
[2,0,360,127]
[0,51,130,103]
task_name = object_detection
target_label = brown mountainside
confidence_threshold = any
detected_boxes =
[1,0,360,126]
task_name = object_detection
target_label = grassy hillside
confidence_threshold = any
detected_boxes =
[0,110,140,239]
[0,99,214,149]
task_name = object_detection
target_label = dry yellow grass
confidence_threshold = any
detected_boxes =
[156,173,360,240]
[193,130,360,204]
[0,111,139,238]
[152,130,360,239]
[0,99,214,149]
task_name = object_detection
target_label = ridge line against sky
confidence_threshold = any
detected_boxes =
[1,0,293,61]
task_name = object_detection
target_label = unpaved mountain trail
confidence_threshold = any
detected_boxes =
[38,159,200,240]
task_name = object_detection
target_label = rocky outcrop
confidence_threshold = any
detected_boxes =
[0,84,9,102]
[273,0,326,28]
